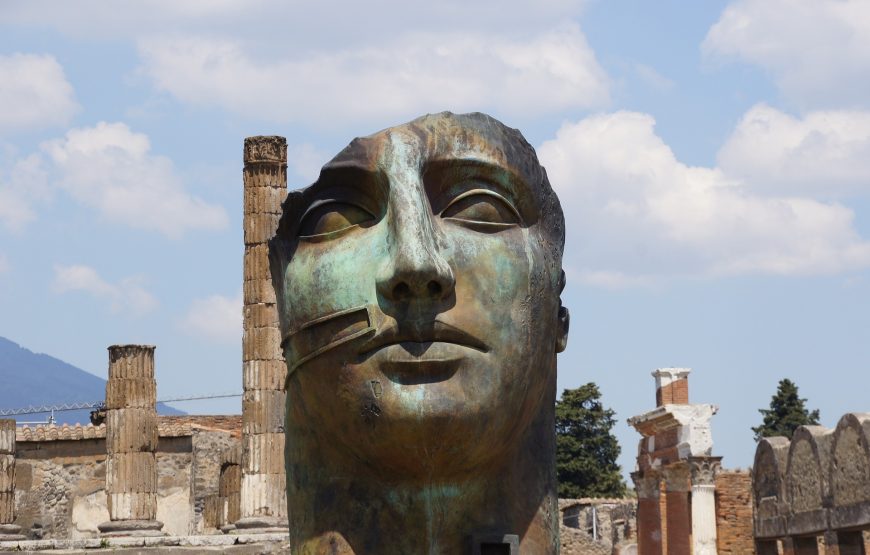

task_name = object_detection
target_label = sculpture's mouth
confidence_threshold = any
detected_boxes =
[359,320,487,357]
[358,321,487,384]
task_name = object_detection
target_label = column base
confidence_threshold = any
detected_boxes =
[230,516,288,535]
[98,519,165,537]
[0,523,26,541]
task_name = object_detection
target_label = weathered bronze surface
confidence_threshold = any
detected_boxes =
[269,112,568,554]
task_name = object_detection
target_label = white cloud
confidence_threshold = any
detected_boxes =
[137,25,609,126]
[42,122,228,238]
[718,104,870,198]
[703,0,870,107]
[0,153,49,232]
[52,264,157,315]
[180,292,242,342]
[538,111,870,284]
[0,54,78,132]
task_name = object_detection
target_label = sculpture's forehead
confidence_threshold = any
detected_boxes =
[324,113,541,184]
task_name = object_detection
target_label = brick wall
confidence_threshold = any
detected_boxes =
[715,469,755,555]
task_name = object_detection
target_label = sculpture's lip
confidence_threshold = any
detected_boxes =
[358,320,487,357]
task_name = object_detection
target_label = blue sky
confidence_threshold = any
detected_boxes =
[1,0,869,477]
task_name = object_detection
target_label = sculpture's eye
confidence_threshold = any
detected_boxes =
[441,189,521,231]
[299,202,374,238]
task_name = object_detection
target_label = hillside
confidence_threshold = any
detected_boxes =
[0,336,184,425]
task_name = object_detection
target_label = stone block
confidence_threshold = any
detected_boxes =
[0,455,13,492]
[106,452,158,493]
[0,420,14,455]
[180,533,238,547]
[243,302,280,330]
[243,278,277,305]
[242,433,285,474]
[243,187,286,216]
[107,491,158,521]
[243,360,287,391]
[244,245,272,281]
[242,327,282,362]
[240,473,287,519]
[244,212,282,245]
[108,345,155,379]
[242,390,286,434]
[106,408,158,453]
[105,378,157,409]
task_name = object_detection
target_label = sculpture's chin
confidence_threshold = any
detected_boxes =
[320,366,544,480]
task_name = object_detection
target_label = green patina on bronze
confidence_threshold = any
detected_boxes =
[269,112,569,554]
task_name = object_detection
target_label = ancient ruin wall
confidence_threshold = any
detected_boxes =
[13,437,192,539]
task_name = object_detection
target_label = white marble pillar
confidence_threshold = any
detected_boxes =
[690,456,722,555]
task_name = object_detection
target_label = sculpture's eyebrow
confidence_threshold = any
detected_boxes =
[424,157,530,196]
[308,160,384,198]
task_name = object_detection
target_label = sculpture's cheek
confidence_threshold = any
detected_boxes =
[283,228,386,331]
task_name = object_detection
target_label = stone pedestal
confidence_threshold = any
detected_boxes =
[0,419,24,541]
[98,345,164,537]
[237,136,288,533]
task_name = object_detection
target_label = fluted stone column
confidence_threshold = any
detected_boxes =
[236,136,288,533]
[98,345,164,537]
[0,419,24,541]
[690,456,721,555]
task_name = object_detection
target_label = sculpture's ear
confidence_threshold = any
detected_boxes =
[556,269,569,353]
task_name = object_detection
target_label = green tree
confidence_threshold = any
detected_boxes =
[555,383,626,498]
[752,378,821,441]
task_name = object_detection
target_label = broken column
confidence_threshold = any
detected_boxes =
[628,368,719,555]
[0,419,24,541]
[98,345,164,537]
[236,136,288,533]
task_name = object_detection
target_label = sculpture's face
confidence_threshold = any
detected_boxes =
[275,113,565,478]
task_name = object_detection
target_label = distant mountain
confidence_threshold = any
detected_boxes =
[0,336,184,425]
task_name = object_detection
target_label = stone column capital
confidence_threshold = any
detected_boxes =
[663,462,692,492]
[631,470,661,499]
[244,136,287,165]
[689,456,722,487]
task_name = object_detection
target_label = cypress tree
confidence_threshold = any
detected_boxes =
[555,383,626,498]
[752,378,820,441]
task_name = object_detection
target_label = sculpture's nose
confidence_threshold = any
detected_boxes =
[376,194,455,304]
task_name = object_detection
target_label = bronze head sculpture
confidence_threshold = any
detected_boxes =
[270,112,568,554]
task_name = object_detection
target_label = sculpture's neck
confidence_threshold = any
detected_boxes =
[285,391,558,555]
